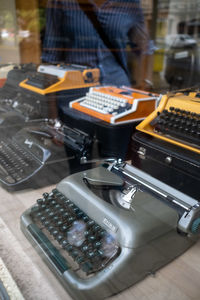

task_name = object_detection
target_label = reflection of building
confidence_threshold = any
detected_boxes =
[141,1,170,42]
[167,0,200,41]
[141,0,153,15]
[0,0,20,63]
[141,0,153,39]
[156,1,170,41]
[15,0,47,64]
[143,0,200,44]
[0,0,48,64]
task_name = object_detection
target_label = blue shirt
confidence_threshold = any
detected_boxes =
[42,0,148,86]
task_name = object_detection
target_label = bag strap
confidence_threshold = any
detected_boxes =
[77,0,129,77]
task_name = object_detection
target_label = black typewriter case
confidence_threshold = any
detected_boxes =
[131,131,200,201]
[58,101,136,161]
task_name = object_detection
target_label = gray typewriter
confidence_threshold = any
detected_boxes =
[20,162,200,300]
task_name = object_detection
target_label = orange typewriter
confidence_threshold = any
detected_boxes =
[136,91,200,154]
[70,86,159,124]
[19,64,100,95]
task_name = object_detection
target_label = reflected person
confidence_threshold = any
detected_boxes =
[42,0,150,87]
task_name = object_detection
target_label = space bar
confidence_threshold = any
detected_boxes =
[28,224,69,273]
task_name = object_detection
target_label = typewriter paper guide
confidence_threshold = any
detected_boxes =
[57,167,179,249]
[81,166,124,187]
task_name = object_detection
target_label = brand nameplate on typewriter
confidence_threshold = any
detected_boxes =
[103,218,118,233]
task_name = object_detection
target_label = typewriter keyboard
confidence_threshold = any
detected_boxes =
[26,73,59,89]
[153,107,200,147]
[80,91,132,115]
[0,140,41,185]
[29,188,120,276]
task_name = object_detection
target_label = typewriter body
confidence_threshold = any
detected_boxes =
[0,92,49,129]
[70,86,159,124]
[136,91,200,154]
[0,64,37,102]
[21,162,200,300]
[59,86,160,160]
[132,91,200,199]
[0,64,50,129]
[0,119,93,190]
[20,64,100,96]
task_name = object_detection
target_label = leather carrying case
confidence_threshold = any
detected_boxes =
[131,131,200,201]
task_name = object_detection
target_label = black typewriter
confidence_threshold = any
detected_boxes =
[0,93,48,122]
[0,138,41,185]
[0,98,49,135]
[0,63,37,101]
[0,119,93,190]
[21,162,200,300]
[0,64,46,129]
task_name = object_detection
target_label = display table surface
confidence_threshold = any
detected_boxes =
[0,184,200,300]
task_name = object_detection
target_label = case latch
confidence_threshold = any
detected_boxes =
[137,147,146,159]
